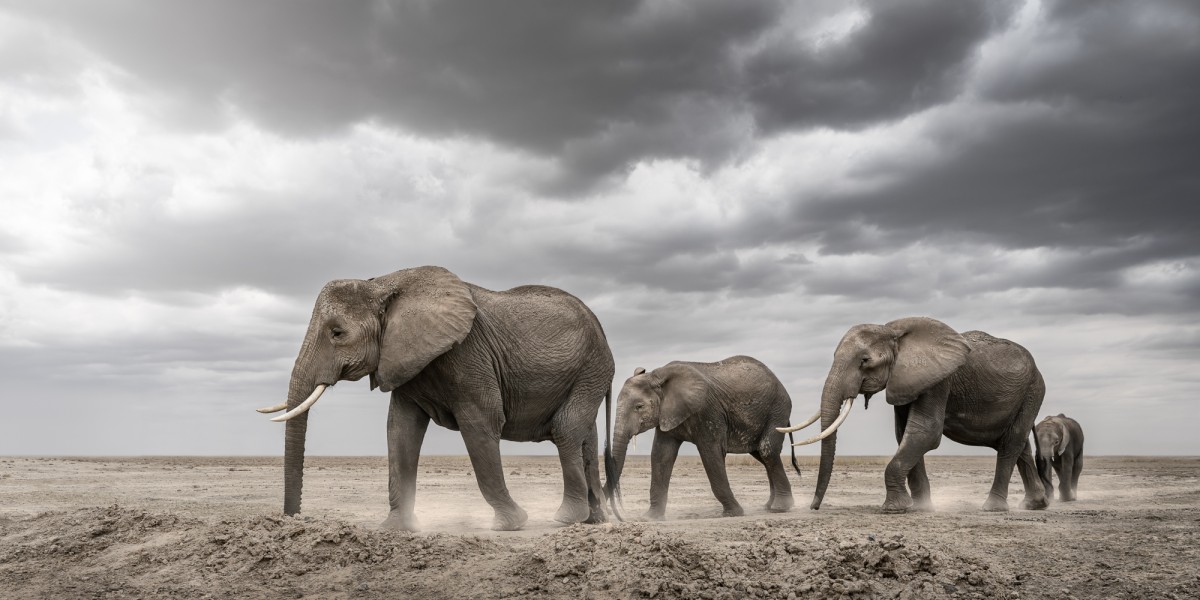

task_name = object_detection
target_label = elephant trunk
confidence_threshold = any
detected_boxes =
[283,324,326,516]
[606,415,634,516]
[811,362,859,510]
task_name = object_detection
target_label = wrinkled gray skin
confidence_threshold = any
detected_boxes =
[607,356,797,520]
[809,317,1049,514]
[1034,414,1084,502]
[281,266,615,531]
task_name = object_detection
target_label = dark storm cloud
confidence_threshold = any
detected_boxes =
[727,0,1200,311]
[10,0,1013,193]
[744,0,1012,132]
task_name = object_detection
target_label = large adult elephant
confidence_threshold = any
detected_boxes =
[606,357,800,520]
[782,317,1049,513]
[257,266,615,531]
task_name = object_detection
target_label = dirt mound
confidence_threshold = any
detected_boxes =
[1,506,1018,599]
[516,520,1011,599]
[0,505,506,598]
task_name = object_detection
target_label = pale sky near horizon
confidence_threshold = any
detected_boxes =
[1,0,1197,458]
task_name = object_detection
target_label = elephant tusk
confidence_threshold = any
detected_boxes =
[256,402,288,414]
[270,385,328,423]
[791,397,854,447]
[776,408,822,433]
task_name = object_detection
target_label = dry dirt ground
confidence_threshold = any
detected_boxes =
[1,455,1197,599]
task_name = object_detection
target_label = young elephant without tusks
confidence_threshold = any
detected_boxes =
[606,356,800,520]
[1034,414,1085,502]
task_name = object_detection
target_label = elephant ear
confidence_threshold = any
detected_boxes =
[373,266,477,392]
[884,317,971,405]
[1055,422,1071,457]
[654,363,708,432]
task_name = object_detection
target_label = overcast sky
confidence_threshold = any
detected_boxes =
[2,0,1197,459]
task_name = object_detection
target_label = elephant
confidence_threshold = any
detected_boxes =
[257,266,616,531]
[606,356,801,520]
[1034,414,1084,502]
[782,317,1049,513]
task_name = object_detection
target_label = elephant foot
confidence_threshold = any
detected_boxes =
[982,494,1010,512]
[491,506,529,531]
[641,509,666,522]
[1021,496,1049,511]
[721,504,745,518]
[881,491,913,514]
[379,512,419,532]
[765,495,794,513]
[553,499,592,525]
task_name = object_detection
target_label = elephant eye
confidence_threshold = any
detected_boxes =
[331,327,346,339]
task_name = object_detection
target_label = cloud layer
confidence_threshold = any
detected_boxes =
[2,0,1197,459]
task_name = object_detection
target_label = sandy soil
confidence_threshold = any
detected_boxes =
[1,454,1197,599]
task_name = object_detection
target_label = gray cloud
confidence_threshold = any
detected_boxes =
[8,0,1022,194]
[3,1,1199,457]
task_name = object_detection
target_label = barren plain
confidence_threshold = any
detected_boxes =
[1,455,1197,599]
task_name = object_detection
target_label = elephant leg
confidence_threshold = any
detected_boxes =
[985,432,1046,512]
[581,421,607,524]
[752,449,794,513]
[893,404,933,512]
[884,394,944,514]
[551,423,592,526]
[1015,440,1048,510]
[380,395,430,531]
[459,419,527,531]
[697,443,743,517]
[645,433,682,521]
[1070,453,1083,498]
[1059,453,1077,501]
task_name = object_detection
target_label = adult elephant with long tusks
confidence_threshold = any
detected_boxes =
[782,317,1049,514]
[607,356,800,520]
[258,266,616,531]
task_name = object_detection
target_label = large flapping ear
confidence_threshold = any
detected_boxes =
[373,266,477,392]
[653,363,709,432]
[884,317,970,405]
[1055,421,1071,457]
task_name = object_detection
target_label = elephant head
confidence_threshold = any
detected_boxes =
[1035,416,1070,462]
[784,317,970,509]
[607,364,707,511]
[257,266,477,516]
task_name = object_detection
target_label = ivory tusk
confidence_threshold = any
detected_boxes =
[791,397,854,447]
[256,402,288,414]
[776,408,822,433]
[270,385,328,422]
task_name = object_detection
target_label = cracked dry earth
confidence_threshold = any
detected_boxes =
[1,455,1197,599]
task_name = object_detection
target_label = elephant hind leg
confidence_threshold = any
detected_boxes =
[751,448,794,513]
[581,421,607,524]
[549,405,598,525]
[1016,440,1048,510]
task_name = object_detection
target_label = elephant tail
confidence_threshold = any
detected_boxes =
[602,386,625,521]
[788,431,801,479]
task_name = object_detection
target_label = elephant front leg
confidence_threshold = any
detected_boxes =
[697,443,743,517]
[884,398,943,514]
[380,396,430,531]
[645,433,683,521]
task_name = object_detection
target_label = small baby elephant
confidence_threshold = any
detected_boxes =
[1034,414,1085,502]
[605,356,799,520]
